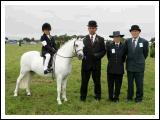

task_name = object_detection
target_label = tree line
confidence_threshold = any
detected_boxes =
[5,35,155,58]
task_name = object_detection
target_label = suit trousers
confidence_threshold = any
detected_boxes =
[107,73,123,100]
[80,68,101,99]
[127,71,144,100]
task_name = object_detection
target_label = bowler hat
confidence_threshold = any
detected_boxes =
[109,31,124,38]
[87,20,98,27]
[129,25,141,32]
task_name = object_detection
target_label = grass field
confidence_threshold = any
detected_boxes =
[5,44,155,115]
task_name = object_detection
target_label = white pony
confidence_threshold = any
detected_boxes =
[14,38,84,105]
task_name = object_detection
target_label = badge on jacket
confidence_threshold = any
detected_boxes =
[139,43,143,47]
[112,49,115,54]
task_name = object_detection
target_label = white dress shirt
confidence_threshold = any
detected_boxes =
[115,42,120,46]
[89,34,96,43]
[47,35,51,40]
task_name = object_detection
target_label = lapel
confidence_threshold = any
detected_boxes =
[45,34,54,47]
[44,34,49,41]
[85,35,92,47]
[129,38,133,47]
[118,42,122,50]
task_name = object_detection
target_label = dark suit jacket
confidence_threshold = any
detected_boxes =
[106,42,126,74]
[125,37,149,72]
[40,34,57,57]
[82,35,106,70]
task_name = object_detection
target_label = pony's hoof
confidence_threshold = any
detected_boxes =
[27,92,31,96]
[57,101,62,105]
[62,97,68,102]
[14,93,18,97]
[64,98,68,102]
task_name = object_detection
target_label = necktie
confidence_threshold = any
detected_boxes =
[115,44,119,49]
[90,35,93,45]
[132,39,136,51]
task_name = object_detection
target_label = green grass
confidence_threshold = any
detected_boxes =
[5,44,155,115]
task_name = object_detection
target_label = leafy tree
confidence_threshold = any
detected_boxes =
[23,37,31,42]
[150,37,155,58]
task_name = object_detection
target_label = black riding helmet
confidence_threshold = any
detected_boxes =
[42,23,51,31]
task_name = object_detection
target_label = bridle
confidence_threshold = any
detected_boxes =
[56,39,83,58]
[51,39,83,80]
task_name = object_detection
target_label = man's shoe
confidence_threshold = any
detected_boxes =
[126,98,133,102]
[113,98,119,102]
[95,96,101,101]
[135,98,142,103]
[80,96,86,102]
[95,98,101,101]
[108,98,114,102]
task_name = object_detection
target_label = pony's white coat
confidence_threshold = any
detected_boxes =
[14,38,84,105]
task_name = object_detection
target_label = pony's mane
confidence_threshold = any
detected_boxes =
[59,38,76,49]
[58,38,84,53]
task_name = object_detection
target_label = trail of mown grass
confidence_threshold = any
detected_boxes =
[5,44,155,115]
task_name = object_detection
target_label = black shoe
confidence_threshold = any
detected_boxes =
[44,68,53,74]
[126,98,133,102]
[135,98,142,103]
[108,98,114,102]
[80,96,86,102]
[44,70,49,74]
[95,98,101,101]
[113,98,119,102]
[95,96,101,101]
[47,68,53,72]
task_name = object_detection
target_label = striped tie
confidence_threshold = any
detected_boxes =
[132,39,136,51]
[90,35,93,45]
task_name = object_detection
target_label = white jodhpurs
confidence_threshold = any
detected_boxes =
[44,53,51,70]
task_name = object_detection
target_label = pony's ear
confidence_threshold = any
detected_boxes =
[75,36,84,41]
[76,36,84,41]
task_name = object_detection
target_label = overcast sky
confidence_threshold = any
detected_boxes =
[5,5,155,40]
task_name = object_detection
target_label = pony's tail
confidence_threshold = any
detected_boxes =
[19,72,31,89]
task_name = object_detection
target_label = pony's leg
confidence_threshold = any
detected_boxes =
[26,72,31,96]
[14,72,26,96]
[62,79,68,102]
[26,88,31,96]
[56,76,62,105]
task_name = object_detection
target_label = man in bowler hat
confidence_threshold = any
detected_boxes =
[125,25,149,102]
[80,20,106,101]
[106,31,126,102]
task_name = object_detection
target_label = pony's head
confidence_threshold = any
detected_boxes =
[73,37,84,60]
